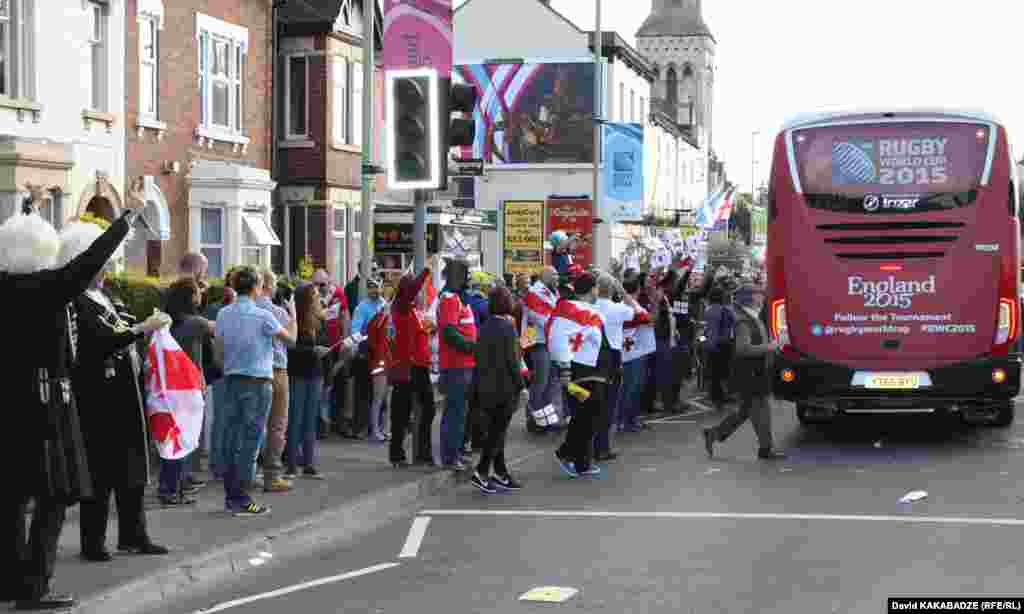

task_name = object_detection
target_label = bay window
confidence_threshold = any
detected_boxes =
[139,16,158,118]
[332,58,348,145]
[89,1,107,111]
[200,207,224,277]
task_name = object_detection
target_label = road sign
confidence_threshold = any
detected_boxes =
[450,158,484,176]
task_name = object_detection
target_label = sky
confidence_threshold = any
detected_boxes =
[454,0,1024,194]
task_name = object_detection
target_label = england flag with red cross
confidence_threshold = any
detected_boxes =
[145,327,205,460]
[545,299,605,367]
[622,308,656,363]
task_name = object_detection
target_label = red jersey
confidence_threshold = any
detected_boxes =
[438,290,477,370]
[325,287,349,346]
[366,309,392,375]
[393,270,433,369]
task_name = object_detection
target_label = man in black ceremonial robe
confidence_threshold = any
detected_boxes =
[0,205,138,611]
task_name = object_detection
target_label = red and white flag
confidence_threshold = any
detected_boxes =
[145,328,205,460]
[622,309,656,363]
[524,281,558,340]
[545,299,604,367]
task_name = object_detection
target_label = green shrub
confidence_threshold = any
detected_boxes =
[104,273,166,322]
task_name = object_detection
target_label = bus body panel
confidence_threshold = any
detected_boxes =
[767,111,1021,408]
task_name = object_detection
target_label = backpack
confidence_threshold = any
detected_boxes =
[701,305,735,354]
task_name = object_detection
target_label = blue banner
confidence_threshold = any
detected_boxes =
[602,122,644,223]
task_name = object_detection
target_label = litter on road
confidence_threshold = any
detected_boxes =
[519,587,580,603]
[899,491,929,504]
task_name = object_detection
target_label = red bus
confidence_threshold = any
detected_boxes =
[766,109,1021,426]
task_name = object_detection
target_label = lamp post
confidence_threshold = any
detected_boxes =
[593,0,602,267]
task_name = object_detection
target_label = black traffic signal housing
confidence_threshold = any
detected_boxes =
[386,69,441,190]
[438,79,479,190]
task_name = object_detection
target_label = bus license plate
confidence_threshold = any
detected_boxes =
[864,373,920,390]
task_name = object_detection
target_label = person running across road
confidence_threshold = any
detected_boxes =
[703,280,787,460]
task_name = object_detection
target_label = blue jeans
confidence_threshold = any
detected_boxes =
[158,456,188,497]
[208,378,229,477]
[221,376,273,506]
[287,376,323,469]
[526,345,560,424]
[619,356,648,429]
[439,368,472,465]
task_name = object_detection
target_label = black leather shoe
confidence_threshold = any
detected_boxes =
[595,450,619,462]
[757,448,787,460]
[80,549,113,562]
[118,541,170,555]
[15,593,76,611]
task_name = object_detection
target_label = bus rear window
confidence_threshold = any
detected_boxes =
[793,122,991,209]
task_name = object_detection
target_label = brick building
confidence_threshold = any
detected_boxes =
[274,0,382,282]
[124,0,277,277]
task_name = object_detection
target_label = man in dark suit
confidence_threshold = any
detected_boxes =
[0,208,137,611]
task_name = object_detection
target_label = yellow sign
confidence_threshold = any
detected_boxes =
[503,200,545,275]
[679,224,700,239]
[865,373,921,390]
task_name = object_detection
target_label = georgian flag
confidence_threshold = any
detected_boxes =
[622,309,656,363]
[523,280,558,344]
[145,328,205,460]
[545,299,605,368]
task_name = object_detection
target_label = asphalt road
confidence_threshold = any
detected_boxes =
[149,401,1024,614]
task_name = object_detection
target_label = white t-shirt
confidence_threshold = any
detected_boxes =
[596,298,636,351]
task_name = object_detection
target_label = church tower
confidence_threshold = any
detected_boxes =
[636,0,716,149]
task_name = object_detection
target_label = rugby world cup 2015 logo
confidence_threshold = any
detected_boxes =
[832,140,877,185]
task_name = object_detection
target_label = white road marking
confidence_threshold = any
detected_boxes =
[418,509,1024,527]
[399,516,431,558]
[194,562,400,613]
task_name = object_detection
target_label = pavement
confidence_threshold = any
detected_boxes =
[40,398,619,614]
[125,397,1024,614]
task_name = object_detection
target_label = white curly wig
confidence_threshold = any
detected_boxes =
[58,221,123,270]
[0,212,61,274]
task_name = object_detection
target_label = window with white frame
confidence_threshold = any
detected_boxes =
[351,61,362,146]
[332,58,348,144]
[139,16,158,118]
[37,190,62,230]
[200,207,224,277]
[0,0,34,100]
[197,14,247,135]
[89,2,107,111]
[285,55,307,138]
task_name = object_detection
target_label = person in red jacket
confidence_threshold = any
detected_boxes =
[389,268,436,467]
[437,259,477,470]
[366,306,392,444]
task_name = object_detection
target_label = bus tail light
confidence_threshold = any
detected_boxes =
[771,299,789,346]
[995,298,1016,346]
[780,368,795,383]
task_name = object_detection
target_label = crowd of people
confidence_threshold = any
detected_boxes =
[1,193,781,609]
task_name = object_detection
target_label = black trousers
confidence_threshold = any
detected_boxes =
[476,401,515,477]
[3,495,66,600]
[79,484,147,553]
[389,366,436,462]
[709,346,732,404]
[350,357,371,435]
[557,383,605,473]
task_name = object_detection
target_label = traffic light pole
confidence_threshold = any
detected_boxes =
[593,0,602,267]
[413,189,427,273]
[359,0,375,301]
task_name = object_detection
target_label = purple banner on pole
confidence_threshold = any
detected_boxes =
[382,0,454,78]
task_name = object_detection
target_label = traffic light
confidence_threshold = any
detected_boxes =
[386,68,441,190]
[439,79,479,189]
